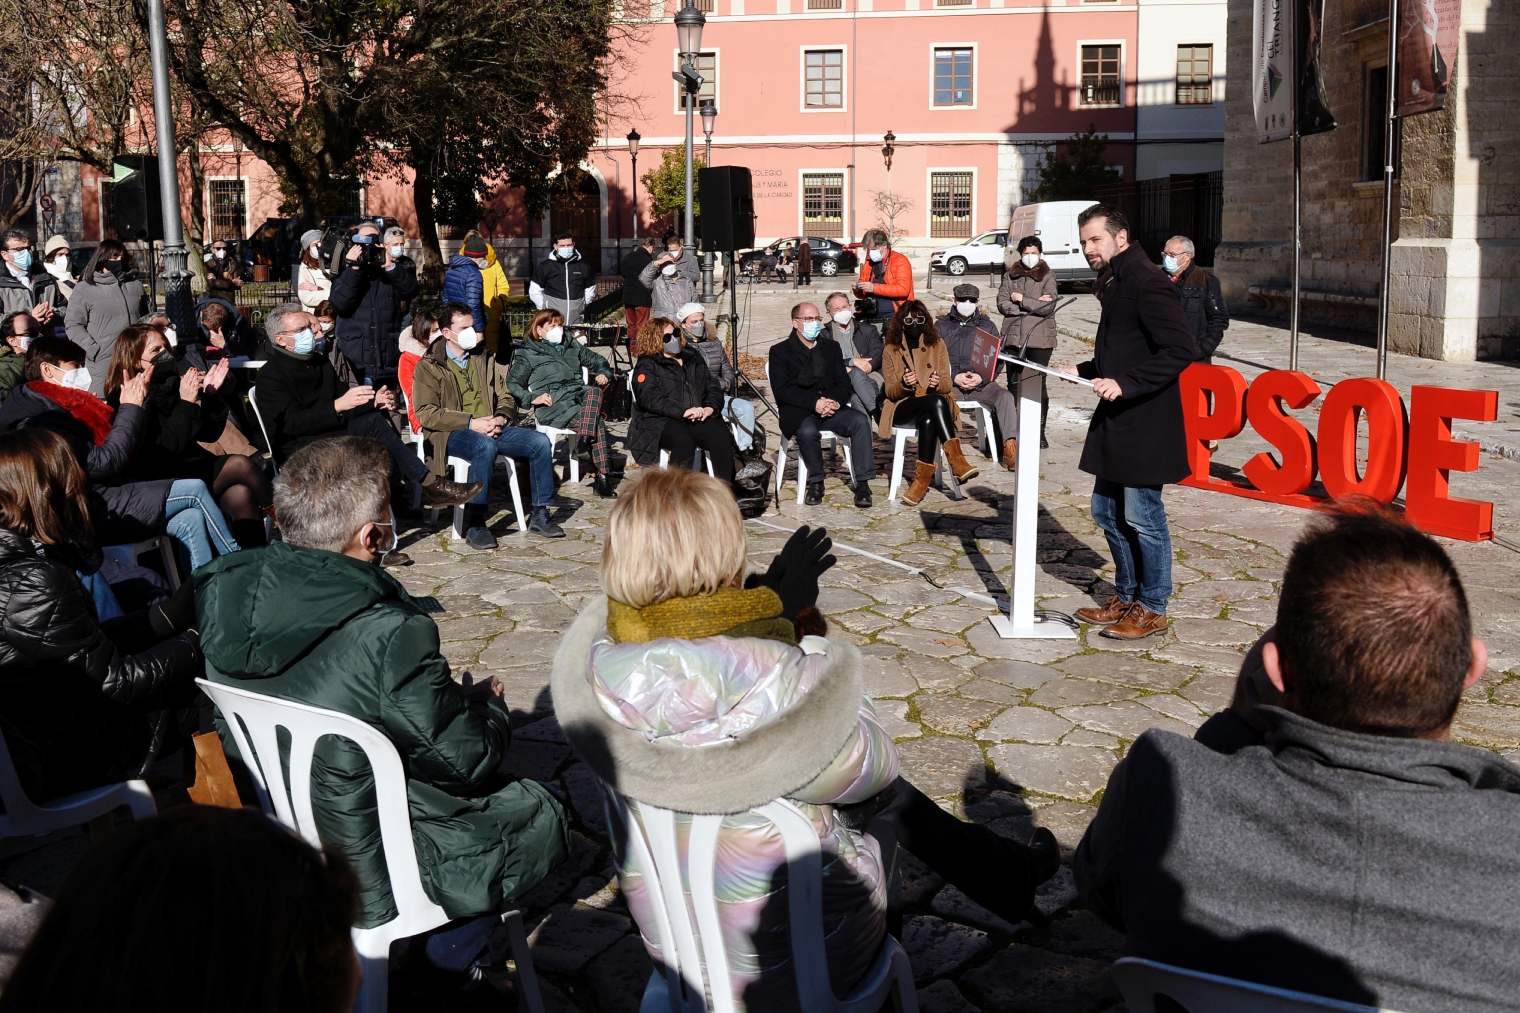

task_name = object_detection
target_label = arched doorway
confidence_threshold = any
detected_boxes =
[549,171,602,273]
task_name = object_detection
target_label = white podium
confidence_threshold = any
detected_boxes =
[988,353,1092,640]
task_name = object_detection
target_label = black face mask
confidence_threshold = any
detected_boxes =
[102,260,126,277]
[901,319,927,337]
[153,350,176,367]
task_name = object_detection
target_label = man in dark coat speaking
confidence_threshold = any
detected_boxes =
[1071,205,1197,641]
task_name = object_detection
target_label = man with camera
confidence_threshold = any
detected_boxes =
[823,291,883,417]
[853,229,914,322]
[328,220,418,387]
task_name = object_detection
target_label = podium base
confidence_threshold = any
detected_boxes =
[989,615,1080,641]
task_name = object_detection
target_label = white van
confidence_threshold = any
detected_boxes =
[1006,200,1099,284]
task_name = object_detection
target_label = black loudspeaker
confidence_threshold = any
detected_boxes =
[104,155,164,242]
[698,166,754,252]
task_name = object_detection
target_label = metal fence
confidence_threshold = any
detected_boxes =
[1091,170,1223,265]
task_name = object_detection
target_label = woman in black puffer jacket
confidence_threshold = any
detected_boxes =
[627,317,736,483]
[0,428,202,803]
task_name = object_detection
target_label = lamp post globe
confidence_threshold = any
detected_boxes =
[675,2,705,57]
[881,129,896,173]
[627,128,641,242]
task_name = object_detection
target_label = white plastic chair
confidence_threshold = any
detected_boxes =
[955,400,997,457]
[103,535,182,591]
[0,723,155,840]
[607,793,918,1013]
[658,448,717,477]
[765,362,857,504]
[399,388,527,540]
[1112,958,1394,1012]
[529,366,593,485]
[196,679,544,1013]
[246,386,278,473]
[885,426,952,504]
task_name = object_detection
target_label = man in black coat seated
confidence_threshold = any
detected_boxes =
[1072,205,1197,640]
[768,301,876,508]
[253,304,477,564]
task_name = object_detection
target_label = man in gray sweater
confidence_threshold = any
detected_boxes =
[1075,509,1519,1013]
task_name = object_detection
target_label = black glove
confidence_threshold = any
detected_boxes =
[745,525,837,620]
[148,578,199,639]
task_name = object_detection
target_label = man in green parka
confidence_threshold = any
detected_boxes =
[195,435,568,935]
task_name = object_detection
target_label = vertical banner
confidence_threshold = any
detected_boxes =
[1296,0,1337,135]
[1253,0,1294,142]
[1398,0,1461,116]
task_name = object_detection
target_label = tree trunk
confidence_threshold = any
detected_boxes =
[0,159,41,233]
[412,160,444,298]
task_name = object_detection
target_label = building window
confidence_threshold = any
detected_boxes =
[208,179,246,242]
[935,0,972,6]
[1175,44,1213,104]
[929,171,973,239]
[806,0,843,8]
[1079,44,1122,106]
[803,48,845,109]
[933,47,974,107]
[677,51,718,111]
[1361,64,1401,182]
[802,172,845,238]
[693,0,714,11]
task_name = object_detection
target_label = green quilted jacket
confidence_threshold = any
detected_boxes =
[194,541,568,928]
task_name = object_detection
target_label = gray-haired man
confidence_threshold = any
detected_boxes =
[1161,235,1229,361]
[823,291,884,416]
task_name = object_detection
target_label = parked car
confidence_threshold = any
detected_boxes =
[1006,200,1100,284]
[929,230,1008,276]
[738,236,858,279]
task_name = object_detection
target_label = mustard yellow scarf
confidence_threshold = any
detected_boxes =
[606,586,796,645]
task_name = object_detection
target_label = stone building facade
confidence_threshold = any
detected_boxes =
[1215,0,1517,360]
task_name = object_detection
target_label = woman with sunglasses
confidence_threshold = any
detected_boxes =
[879,299,979,505]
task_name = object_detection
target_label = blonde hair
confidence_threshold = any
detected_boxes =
[602,469,747,608]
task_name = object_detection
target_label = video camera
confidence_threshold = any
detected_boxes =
[319,224,385,280]
[853,297,879,321]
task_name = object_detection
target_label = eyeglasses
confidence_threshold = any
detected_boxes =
[795,314,821,322]
[901,313,927,326]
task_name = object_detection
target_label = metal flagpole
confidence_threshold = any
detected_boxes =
[146,0,194,340]
[1290,130,1301,372]
[1375,0,1399,380]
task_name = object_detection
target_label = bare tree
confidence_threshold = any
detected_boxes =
[871,190,914,243]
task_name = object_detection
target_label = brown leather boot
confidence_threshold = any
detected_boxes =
[1074,596,1133,625]
[1001,438,1018,471]
[943,438,979,483]
[900,461,936,505]
[1101,605,1170,640]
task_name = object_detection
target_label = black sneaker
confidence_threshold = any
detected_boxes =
[853,482,874,508]
[464,526,498,551]
[803,482,824,506]
[528,507,566,539]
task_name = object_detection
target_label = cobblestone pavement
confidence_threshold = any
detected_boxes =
[4,282,1518,1012]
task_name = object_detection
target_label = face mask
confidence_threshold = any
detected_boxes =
[367,512,399,562]
[213,249,226,260]
[389,244,405,259]
[683,323,703,340]
[831,308,854,327]
[799,320,823,341]
[60,367,91,390]
[9,250,33,272]
[103,259,125,277]
[542,325,564,345]
[901,317,927,337]
[456,327,480,351]
[319,321,334,334]
[666,248,682,260]
[310,244,321,259]
[163,327,178,348]
[1021,253,1040,269]
[292,328,315,356]
[663,336,681,356]
[1162,254,1181,275]
[556,246,575,259]
[153,349,175,367]
[11,333,33,353]
[661,264,677,278]
[955,301,977,318]
[868,248,884,264]
[45,257,70,280]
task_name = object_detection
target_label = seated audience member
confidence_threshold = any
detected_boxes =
[0,807,360,1013]
[397,302,438,432]
[410,302,562,547]
[0,310,38,403]
[628,317,736,483]
[507,309,617,498]
[880,300,978,505]
[0,428,201,805]
[823,291,884,417]
[1075,509,1520,1013]
[939,283,1019,470]
[197,436,569,946]
[675,302,759,456]
[102,324,271,548]
[185,298,258,368]
[0,336,238,569]
[552,469,1058,1011]
[312,298,359,388]
[252,303,478,535]
[768,302,876,508]
[997,235,1059,450]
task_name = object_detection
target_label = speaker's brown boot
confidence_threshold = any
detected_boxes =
[1001,438,1019,471]
[943,438,979,483]
[901,461,936,505]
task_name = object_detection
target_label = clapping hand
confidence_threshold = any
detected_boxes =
[203,357,230,392]
[179,368,205,403]
[335,385,374,412]
[120,363,153,406]
[745,525,838,621]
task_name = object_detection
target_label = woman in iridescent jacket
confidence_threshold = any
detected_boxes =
[552,468,1059,1010]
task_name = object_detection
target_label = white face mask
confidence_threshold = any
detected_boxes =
[213,249,226,260]
[868,248,884,263]
[44,256,70,280]
[661,264,677,277]
[1021,253,1040,269]
[455,327,480,351]
[831,308,853,327]
[60,366,91,390]
[11,333,33,353]
[556,245,575,260]
[542,325,564,345]
[310,244,321,259]
[365,512,399,562]
[955,301,978,318]
[163,327,178,348]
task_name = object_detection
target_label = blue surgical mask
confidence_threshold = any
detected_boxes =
[389,244,405,259]
[292,328,316,355]
[556,245,575,259]
[1162,254,1180,275]
[800,320,823,341]
[10,249,32,272]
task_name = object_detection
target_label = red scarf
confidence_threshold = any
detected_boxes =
[24,381,115,446]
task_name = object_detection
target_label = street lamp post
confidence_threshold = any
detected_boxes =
[145,0,193,340]
[699,99,717,302]
[627,129,641,243]
[881,129,896,172]
[673,2,706,268]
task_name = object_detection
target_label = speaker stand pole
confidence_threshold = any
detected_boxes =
[146,0,194,342]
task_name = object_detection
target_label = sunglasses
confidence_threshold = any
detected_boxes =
[901,313,927,325]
